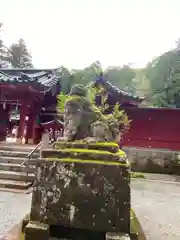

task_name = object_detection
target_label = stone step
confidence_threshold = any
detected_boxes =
[0,150,39,158]
[0,162,36,173]
[0,145,39,153]
[0,170,35,181]
[0,179,32,190]
[0,156,38,165]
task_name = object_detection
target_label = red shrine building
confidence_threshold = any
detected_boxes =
[0,68,180,151]
[0,69,60,144]
[92,79,180,151]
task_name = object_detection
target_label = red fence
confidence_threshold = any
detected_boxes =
[121,107,180,151]
[40,107,180,151]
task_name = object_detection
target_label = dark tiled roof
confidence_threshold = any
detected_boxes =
[91,76,145,106]
[102,80,145,104]
[0,69,60,92]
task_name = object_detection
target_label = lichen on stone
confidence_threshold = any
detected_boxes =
[27,84,131,239]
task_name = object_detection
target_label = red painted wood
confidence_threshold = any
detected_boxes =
[0,105,8,141]
[122,108,180,151]
[17,104,28,138]
[42,107,180,151]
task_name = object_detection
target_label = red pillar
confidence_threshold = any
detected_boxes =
[0,105,8,141]
[25,104,41,144]
[25,111,36,144]
[17,104,28,142]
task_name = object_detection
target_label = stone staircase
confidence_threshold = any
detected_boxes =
[0,144,39,192]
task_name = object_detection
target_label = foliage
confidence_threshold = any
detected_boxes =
[0,23,10,68]
[104,65,136,93]
[55,41,180,109]
[130,172,145,179]
[88,85,131,135]
[55,66,72,94]
[132,68,151,97]
[57,84,131,137]
[58,61,139,97]
[57,92,71,114]
[71,61,100,86]
[0,24,33,68]
[5,38,33,68]
[145,45,180,108]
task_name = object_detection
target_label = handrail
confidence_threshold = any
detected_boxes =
[27,141,42,159]
[21,141,42,185]
[21,141,42,166]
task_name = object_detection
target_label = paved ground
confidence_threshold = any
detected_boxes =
[0,192,31,239]
[131,180,180,239]
[0,180,180,239]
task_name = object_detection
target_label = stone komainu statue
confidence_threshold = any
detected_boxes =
[22,84,133,240]
[63,84,120,142]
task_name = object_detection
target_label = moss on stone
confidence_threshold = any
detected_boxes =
[42,157,130,167]
[53,141,120,153]
[30,141,130,235]
[42,148,126,163]
[130,209,139,235]
[131,172,145,179]
[130,209,146,240]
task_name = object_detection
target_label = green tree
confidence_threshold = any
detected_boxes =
[133,68,151,97]
[0,23,10,68]
[104,65,136,93]
[56,66,73,94]
[72,61,101,86]
[145,45,180,107]
[6,38,33,68]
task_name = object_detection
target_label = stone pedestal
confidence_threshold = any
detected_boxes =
[31,158,130,233]
[106,233,130,240]
[27,142,131,239]
[25,222,49,240]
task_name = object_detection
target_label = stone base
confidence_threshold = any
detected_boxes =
[30,159,130,233]
[106,232,130,240]
[14,209,144,240]
[24,222,49,240]
[123,146,180,175]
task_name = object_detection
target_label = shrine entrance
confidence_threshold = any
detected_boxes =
[0,99,41,144]
[0,69,60,144]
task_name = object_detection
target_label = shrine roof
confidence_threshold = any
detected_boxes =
[0,68,60,92]
[92,76,146,107]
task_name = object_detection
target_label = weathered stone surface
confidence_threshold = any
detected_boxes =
[53,141,120,153]
[106,232,130,240]
[41,148,127,163]
[123,147,180,175]
[30,159,130,233]
[25,222,49,240]
[61,84,128,143]
[63,87,114,142]
[27,82,132,237]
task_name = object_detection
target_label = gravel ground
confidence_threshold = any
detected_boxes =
[0,192,31,238]
[131,180,180,240]
[0,179,180,239]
